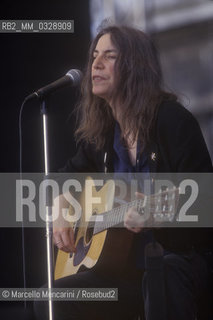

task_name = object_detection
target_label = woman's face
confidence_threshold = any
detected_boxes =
[91,33,118,104]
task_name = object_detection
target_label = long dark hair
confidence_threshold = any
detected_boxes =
[75,25,176,150]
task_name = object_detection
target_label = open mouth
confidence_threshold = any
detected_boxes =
[92,75,107,81]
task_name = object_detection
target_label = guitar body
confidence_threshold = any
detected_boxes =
[55,178,137,280]
[55,178,139,280]
[54,178,178,280]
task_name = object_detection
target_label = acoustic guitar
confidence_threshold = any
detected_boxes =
[54,177,179,280]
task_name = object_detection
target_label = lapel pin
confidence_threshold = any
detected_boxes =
[151,152,156,161]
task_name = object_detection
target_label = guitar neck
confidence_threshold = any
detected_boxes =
[93,198,144,234]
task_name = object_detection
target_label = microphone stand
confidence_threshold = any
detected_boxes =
[41,99,55,320]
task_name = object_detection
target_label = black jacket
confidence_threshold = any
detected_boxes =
[61,101,213,252]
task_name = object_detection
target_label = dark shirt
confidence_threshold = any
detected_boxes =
[113,122,149,174]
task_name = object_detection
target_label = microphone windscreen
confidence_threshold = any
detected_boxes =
[66,69,82,86]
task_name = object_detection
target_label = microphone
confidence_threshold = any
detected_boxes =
[25,69,82,101]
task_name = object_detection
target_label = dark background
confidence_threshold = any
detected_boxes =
[0,1,90,317]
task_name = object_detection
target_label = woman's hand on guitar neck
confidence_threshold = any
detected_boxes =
[53,194,76,253]
[124,192,145,233]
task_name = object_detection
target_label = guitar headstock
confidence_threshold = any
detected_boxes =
[136,187,180,225]
[150,187,180,222]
